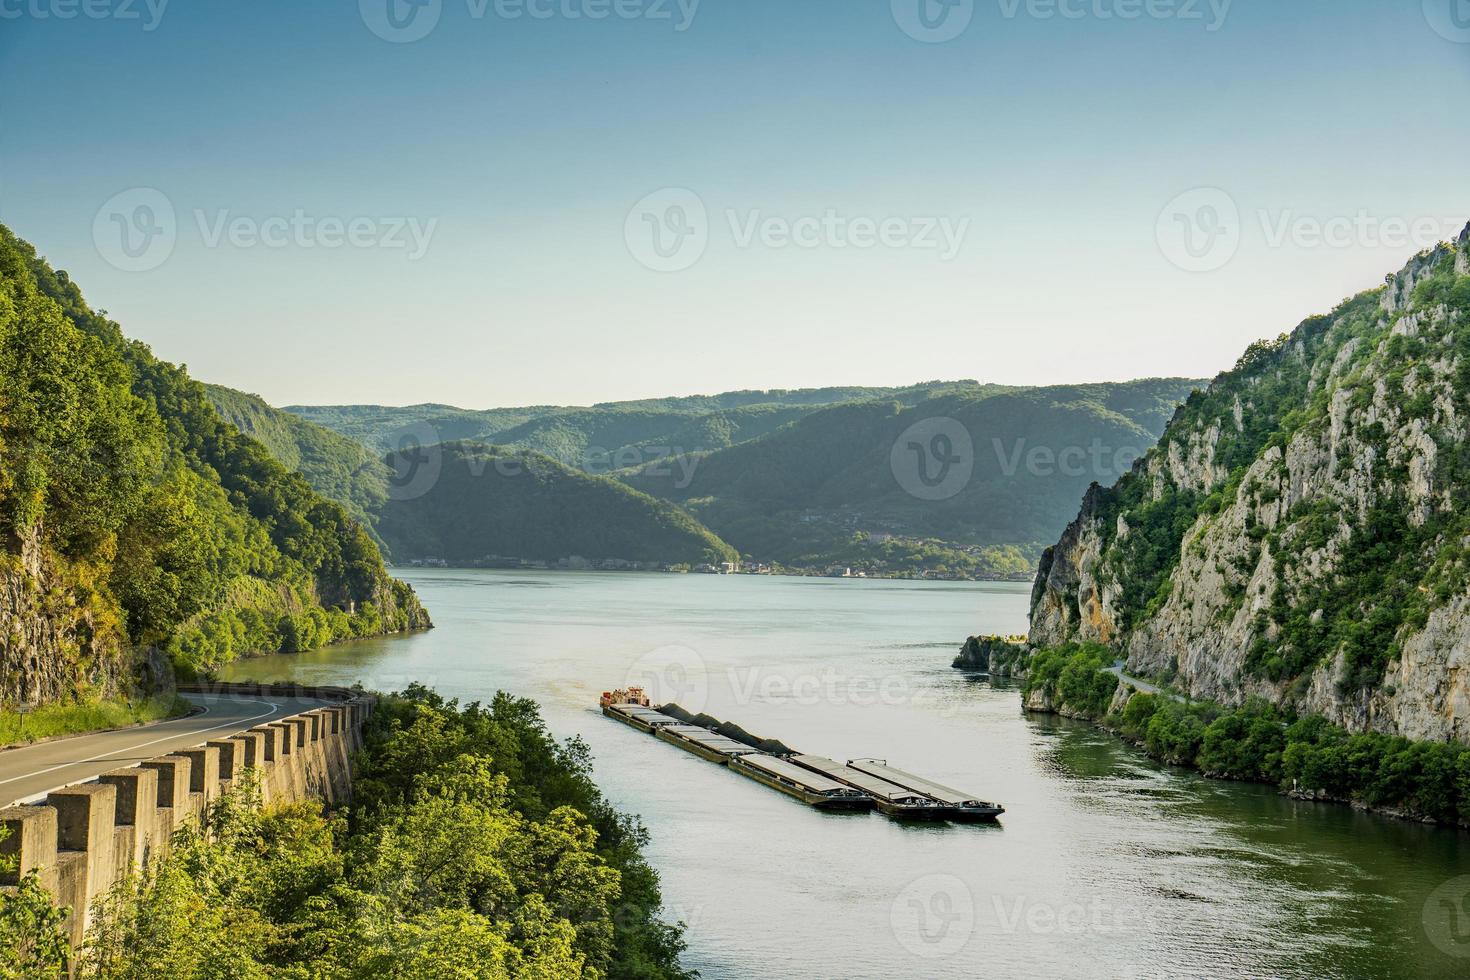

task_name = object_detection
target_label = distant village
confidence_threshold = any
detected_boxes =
[402,553,1033,582]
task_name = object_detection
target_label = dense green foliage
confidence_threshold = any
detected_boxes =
[1021,642,1120,717]
[10,687,690,979]
[0,224,428,697]
[206,385,391,544]
[1022,645,1470,825]
[620,381,1200,572]
[375,441,737,566]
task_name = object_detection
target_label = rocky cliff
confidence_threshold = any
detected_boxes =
[1029,224,1470,743]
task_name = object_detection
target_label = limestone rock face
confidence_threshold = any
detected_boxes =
[1027,225,1470,743]
[0,528,146,707]
[1029,484,1122,647]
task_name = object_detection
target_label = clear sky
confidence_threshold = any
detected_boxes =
[2,0,1469,409]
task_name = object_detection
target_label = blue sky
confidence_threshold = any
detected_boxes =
[2,0,1468,408]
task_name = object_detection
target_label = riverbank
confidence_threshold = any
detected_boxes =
[968,639,1470,829]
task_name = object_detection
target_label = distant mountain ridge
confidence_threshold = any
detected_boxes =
[285,381,1017,464]
[231,377,1202,578]
[619,380,1201,574]
[206,385,390,538]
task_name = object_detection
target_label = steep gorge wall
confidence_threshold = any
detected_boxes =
[1029,225,1470,743]
[0,528,144,707]
[0,684,371,948]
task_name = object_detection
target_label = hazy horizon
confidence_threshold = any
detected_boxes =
[261,372,1204,413]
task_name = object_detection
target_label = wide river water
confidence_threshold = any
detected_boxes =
[224,570,1470,979]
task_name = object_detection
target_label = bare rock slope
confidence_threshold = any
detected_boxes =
[1030,224,1470,743]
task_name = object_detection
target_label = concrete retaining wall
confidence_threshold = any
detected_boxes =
[0,683,375,948]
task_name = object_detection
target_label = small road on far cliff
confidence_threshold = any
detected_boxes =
[1106,661,1185,701]
[0,692,331,806]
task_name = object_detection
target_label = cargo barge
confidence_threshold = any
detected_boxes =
[600,687,685,732]
[604,703,685,733]
[789,754,950,820]
[656,724,762,763]
[848,759,1005,821]
[728,754,873,811]
[598,689,1002,820]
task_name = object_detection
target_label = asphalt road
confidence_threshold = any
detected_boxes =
[0,692,330,806]
[1107,660,1182,700]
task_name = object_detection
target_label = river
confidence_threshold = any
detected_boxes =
[222,569,1470,979]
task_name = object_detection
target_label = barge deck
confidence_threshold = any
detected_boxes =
[790,754,950,820]
[847,759,1004,821]
[728,754,872,811]
[656,724,762,763]
[599,690,1002,819]
[602,703,684,733]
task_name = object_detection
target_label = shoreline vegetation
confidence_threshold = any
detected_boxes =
[957,637,1470,829]
[3,685,692,979]
[0,695,191,749]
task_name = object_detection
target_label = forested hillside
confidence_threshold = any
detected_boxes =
[206,385,389,536]
[374,442,738,567]
[1030,225,1470,743]
[0,225,429,706]
[620,380,1200,575]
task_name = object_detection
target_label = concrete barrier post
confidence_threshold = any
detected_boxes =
[139,756,191,839]
[0,804,58,888]
[267,722,298,800]
[97,767,159,869]
[46,783,119,938]
[208,739,245,785]
[237,730,266,769]
[174,747,219,824]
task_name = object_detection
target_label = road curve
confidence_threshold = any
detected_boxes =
[0,692,332,806]
[1106,661,1183,701]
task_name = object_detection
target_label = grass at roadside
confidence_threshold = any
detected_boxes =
[0,695,191,748]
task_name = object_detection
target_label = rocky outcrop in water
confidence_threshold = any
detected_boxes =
[953,635,1030,676]
[1029,224,1470,744]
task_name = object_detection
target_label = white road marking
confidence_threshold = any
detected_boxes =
[0,699,282,795]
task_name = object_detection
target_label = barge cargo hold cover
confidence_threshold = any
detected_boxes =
[729,754,872,811]
[790,755,950,820]
[604,704,684,732]
[657,725,762,763]
[848,759,1004,821]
